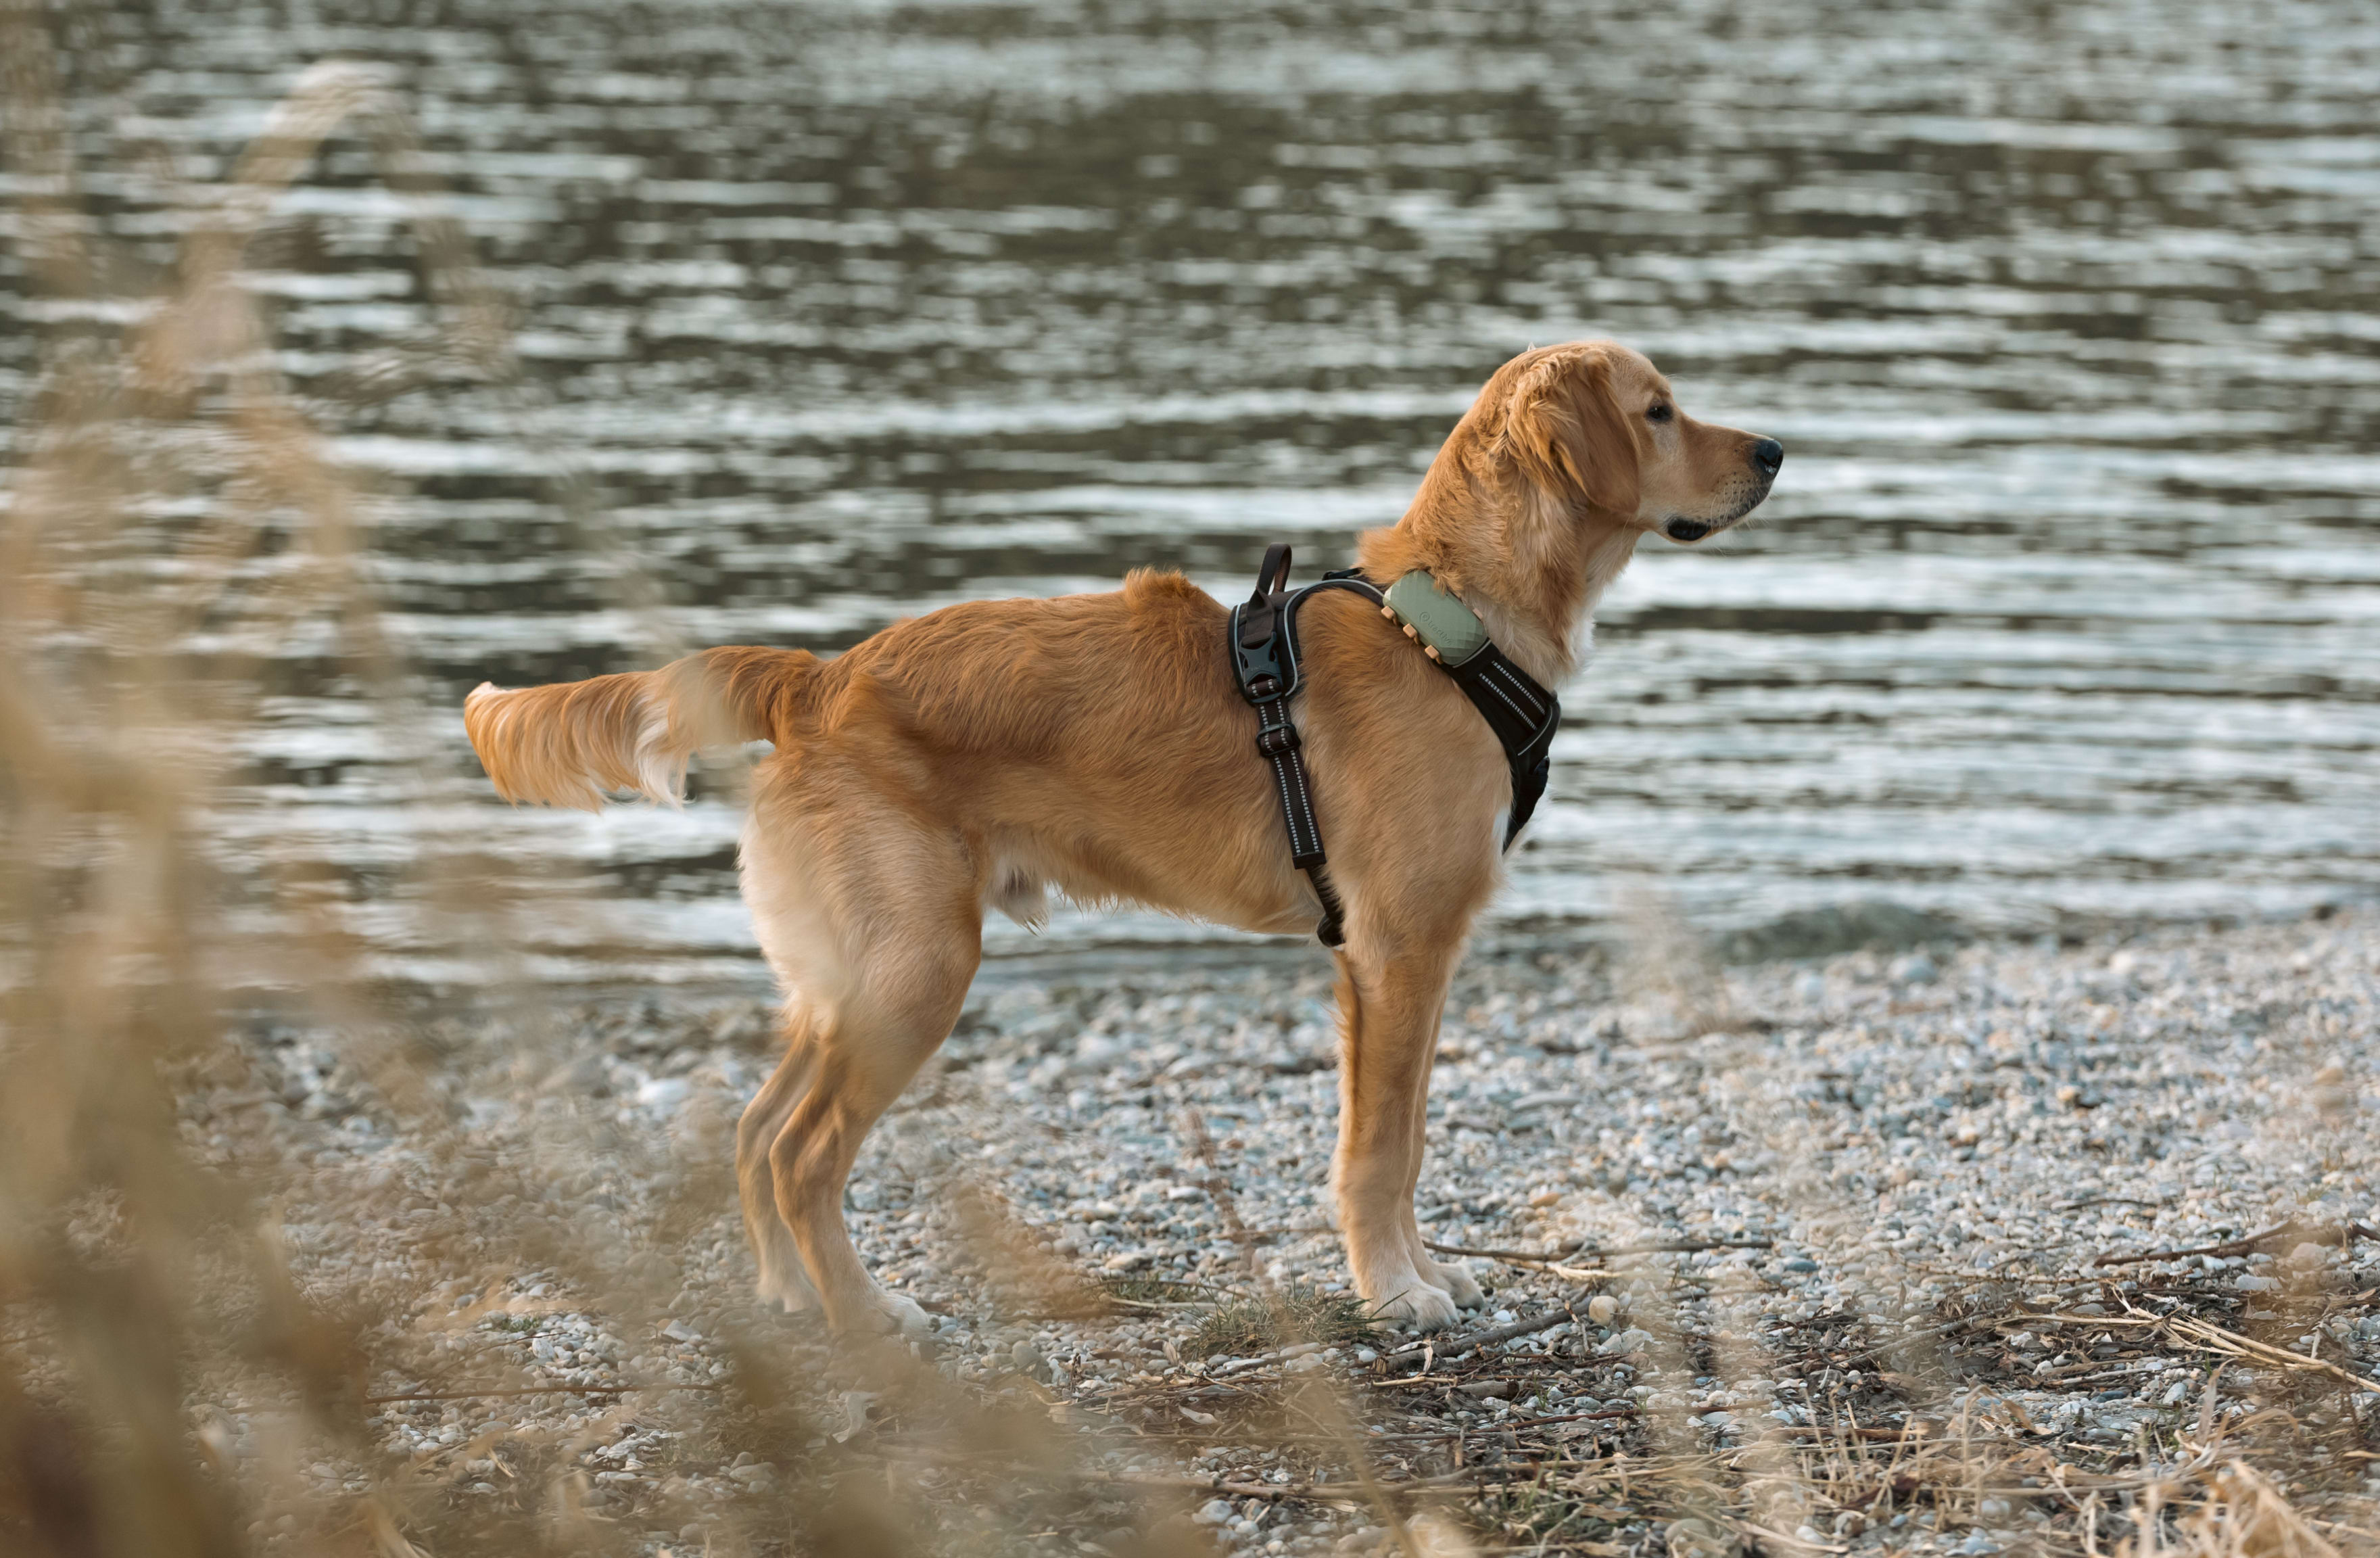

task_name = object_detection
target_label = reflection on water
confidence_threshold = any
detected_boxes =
[7,1,2377,991]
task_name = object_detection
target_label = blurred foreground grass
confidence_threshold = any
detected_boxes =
[0,32,1389,1556]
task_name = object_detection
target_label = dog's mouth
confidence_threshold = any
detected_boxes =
[1661,480,1776,544]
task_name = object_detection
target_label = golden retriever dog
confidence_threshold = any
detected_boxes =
[464,341,1781,1334]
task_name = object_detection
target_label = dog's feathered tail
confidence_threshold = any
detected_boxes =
[463,646,817,809]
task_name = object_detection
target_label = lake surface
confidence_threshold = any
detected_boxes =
[7,0,2377,993]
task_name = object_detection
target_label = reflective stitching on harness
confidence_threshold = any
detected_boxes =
[1256,696,1322,859]
[1473,665,1534,724]
[1268,750,1296,830]
[1285,734,1319,851]
[1484,659,1548,724]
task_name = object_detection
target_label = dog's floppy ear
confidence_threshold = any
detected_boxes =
[1497,346,1640,517]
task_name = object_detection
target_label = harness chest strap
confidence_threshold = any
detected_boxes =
[1227,544,1561,946]
[1229,544,1345,942]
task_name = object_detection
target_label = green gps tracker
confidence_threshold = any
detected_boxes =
[1380,571,1490,667]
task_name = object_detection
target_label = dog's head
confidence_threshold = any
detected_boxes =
[1493,341,1782,545]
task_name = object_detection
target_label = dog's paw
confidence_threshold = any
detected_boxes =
[1371,1283,1460,1333]
[1433,1258,1486,1310]
[853,1291,933,1338]
[755,1267,821,1315]
[757,1275,823,1313]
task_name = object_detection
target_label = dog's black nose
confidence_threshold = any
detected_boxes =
[1751,438,1784,476]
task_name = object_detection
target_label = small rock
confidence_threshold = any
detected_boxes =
[1890,953,1938,985]
[634,1077,690,1110]
[1587,1295,1619,1325]
[1598,1327,1654,1357]
[1195,1499,1234,1526]
[1335,1528,1387,1555]
[833,1390,878,1442]
[1012,1340,1045,1373]
[1459,1379,1513,1398]
[2235,1274,2282,1293]
[1667,1515,1739,1558]
[547,1054,611,1098]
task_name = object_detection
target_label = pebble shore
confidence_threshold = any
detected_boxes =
[200,906,2379,1555]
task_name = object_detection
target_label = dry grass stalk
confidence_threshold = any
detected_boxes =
[2141,1461,2343,1558]
[1,39,841,1558]
[1615,884,1738,1039]
[1181,1107,1430,1558]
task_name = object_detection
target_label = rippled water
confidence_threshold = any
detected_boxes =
[8,0,2378,991]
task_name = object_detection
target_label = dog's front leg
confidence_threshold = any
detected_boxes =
[1397,1062,1486,1310]
[1329,939,1465,1330]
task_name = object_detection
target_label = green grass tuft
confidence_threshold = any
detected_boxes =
[1191,1283,1381,1359]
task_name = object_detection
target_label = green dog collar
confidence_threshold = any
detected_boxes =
[1380,571,1490,667]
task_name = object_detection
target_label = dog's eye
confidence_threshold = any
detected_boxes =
[1646,403,1673,423]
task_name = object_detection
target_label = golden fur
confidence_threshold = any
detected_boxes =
[464,341,1778,1333]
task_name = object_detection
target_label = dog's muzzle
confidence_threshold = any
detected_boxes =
[1665,440,1784,542]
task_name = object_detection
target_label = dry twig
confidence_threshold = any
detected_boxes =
[2093,1219,2377,1269]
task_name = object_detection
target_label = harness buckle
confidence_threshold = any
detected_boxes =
[1255,724,1301,758]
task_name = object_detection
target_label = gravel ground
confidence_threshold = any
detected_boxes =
[195,906,2380,1555]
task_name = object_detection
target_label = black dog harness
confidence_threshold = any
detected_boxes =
[1227,543,1561,947]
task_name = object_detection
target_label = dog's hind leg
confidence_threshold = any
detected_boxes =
[1331,936,1465,1331]
[736,1016,824,1313]
[769,941,975,1335]
[752,812,980,1336]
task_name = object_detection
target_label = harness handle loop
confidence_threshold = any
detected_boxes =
[1238,542,1294,651]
